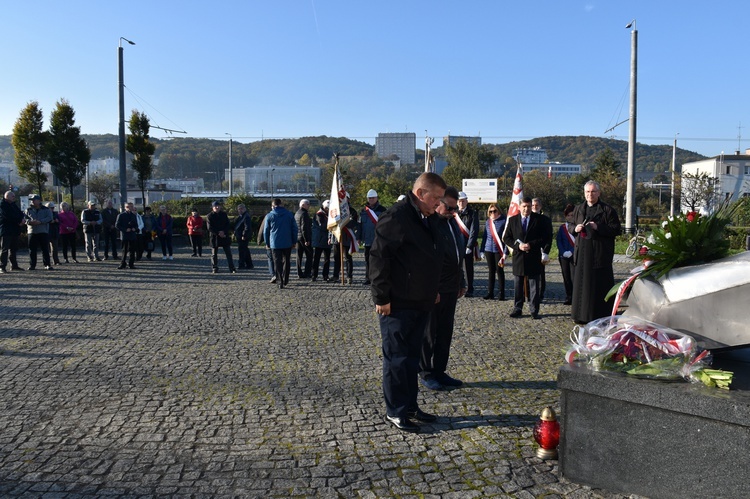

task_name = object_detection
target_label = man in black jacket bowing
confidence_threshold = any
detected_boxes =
[370,172,446,433]
[503,196,551,319]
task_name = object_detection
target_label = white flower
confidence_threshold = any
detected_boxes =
[665,232,672,239]
[662,220,669,228]
[668,216,674,222]
[647,234,656,244]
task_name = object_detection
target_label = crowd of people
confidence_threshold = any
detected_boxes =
[2,176,621,434]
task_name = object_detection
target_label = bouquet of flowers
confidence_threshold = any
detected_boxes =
[606,200,744,309]
[566,316,732,389]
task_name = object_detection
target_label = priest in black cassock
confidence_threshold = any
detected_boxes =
[571,180,621,324]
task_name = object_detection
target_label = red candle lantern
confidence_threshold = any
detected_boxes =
[533,407,560,459]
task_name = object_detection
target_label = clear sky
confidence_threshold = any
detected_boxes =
[1,0,748,158]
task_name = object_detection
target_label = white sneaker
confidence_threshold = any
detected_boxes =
[168,256,174,260]
[162,256,167,260]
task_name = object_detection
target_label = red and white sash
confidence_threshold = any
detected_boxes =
[364,206,379,225]
[453,212,469,238]
[562,223,576,246]
[489,218,506,267]
[344,227,358,253]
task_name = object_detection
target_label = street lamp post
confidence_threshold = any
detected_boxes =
[225,133,233,197]
[118,37,135,211]
[624,20,638,234]
[670,133,678,217]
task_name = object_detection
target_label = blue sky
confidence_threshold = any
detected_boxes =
[1,1,748,158]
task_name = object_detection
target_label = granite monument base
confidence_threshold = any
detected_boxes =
[558,363,750,499]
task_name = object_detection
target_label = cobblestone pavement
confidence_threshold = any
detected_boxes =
[0,247,644,498]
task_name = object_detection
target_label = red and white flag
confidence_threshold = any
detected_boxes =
[547,164,552,179]
[506,164,524,219]
[326,159,350,241]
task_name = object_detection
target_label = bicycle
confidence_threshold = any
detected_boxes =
[625,228,647,258]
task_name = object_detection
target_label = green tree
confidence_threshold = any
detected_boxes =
[126,111,156,208]
[592,147,622,181]
[87,173,119,207]
[445,140,497,179]
[11,101,48,196]
[46,99,91,211]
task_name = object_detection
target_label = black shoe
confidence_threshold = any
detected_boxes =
[278,283,284,289]
[464,292,473,298]
[191,254,198,257]
[531,313,541,320]
[312,276,317,281]
[363,279,371,285]
[212,269,218,274]
[44,266,54,270]
[483,294,494,300]
[27,267,36,271]
[509,309,522,318]
[564,299,572,305]
[71,260,78,264]
[230,269,237,274]
[420,377,444,391]
[103,256,109,260]
[129,265,136,269]
[11,266,24,271]
[64,258,69,263]
[498,296,506,301]
[384,415,420,433]
[270,276,277,283]
[95,257,102,262]
[407,408,437,422]
[0,268,6,274]
[117,265,126,269]
[113,254,118,259]
[436,373,463,387]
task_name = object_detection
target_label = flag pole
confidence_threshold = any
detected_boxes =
[340,239,345,284]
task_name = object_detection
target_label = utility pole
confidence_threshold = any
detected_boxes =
[624,20,637,234]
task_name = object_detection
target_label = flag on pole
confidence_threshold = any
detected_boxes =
[547,164,552,179]
[506,164,524,218]
[326,154,350,241]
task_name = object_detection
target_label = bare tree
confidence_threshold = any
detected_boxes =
[680,172,719,213]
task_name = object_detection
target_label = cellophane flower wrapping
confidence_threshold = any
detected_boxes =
[566,315,710,382]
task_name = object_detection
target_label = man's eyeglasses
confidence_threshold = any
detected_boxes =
[441,201,458,212]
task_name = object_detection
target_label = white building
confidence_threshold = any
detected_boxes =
[680,150,750,213]
[146,178,205,194]
[513,147,581,176]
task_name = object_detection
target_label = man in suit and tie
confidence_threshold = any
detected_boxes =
[502,197,551,319]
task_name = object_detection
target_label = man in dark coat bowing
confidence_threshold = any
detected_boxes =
[503,196,551,319]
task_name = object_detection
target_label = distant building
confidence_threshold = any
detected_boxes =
[88,158,119,176]
[513,147,581,176]
[680,150,750,213]
[375,132,416,165]
[146,178,205,194]
[228,165,321,195]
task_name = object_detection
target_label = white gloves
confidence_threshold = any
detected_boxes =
[466,248,472,255]
[480,252,485,260]
[541,252,550,264]
[562,250,573,258]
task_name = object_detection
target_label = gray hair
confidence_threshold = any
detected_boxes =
[584,180,601,192]
[299,199,310,208]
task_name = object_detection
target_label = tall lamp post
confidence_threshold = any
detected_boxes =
[118,37,135,211]
[670,133,679,217]
[624,20,638,234]
[225,133,233,197]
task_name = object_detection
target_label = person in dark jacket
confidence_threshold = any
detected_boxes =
[206,200,236,274]
[419,186,467,391]
[556,203,576,305]
[456,191,479,297]
[502,197,552,319]
[331,208,358,284]
[532,197,553,303]
[370,172,447,433]
[0,190,25,273]
[571,180,621,323]
[311,200,332,282]
[156,205,174,260]
[46,202,61,265]
[101,199,119,260]
[25,194,54,270]
[234,204,253,269]
[359,189,386,285]
[294,199,313,278]
[81,200,102,261]
[115,202,139,269]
